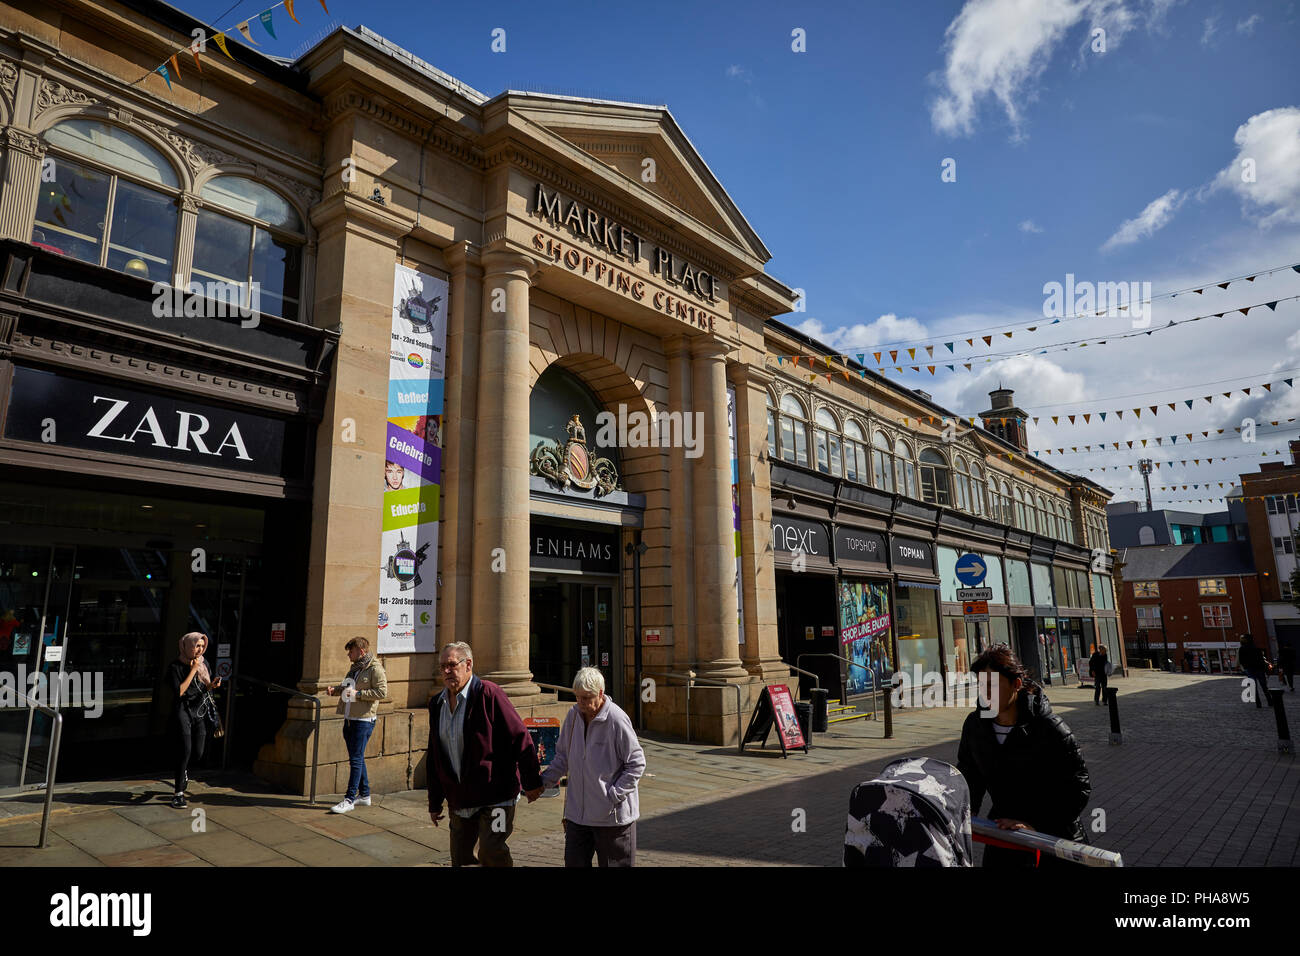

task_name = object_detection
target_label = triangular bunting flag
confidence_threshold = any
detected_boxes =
[169,53,181,79]
[964,364,972,371]
[927,366,935,374]
[873,352,882,364]
[907,349,916,361]
[237,20,258,44]
[1051,416,1059,425]
[982,336,992,347]
[1264,383,1273,392]
[1185,400,1193,409]
[911,366,920,373]
[259,9,277,39]
[213,32,235,59]
[1218,282,1229,290]
[925,346,934,358]
[1100,412,1107,421]
[156,63,172,88]
[1068,415,1075,425]
[190,46,203,72]
[946,365,954,372]
[1243,387,1251,395]
[285,0,301,23]
[945,343,954,353]
[889,350,898,363]
[1266,301,1278,311]
[965,339,974,347]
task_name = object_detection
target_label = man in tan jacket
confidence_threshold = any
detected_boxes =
[325,637,388,813]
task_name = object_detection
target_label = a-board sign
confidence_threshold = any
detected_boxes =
[741,684,808,757]
[525,717,561,767]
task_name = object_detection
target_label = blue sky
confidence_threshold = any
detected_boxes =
[177,0,1300,510]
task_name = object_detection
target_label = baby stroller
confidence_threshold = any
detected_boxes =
[844,757,973,867]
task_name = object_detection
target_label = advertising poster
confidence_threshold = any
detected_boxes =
[727,386,744,637]
[525,717,562,767]
[840,580,892,694]
[768,684,806,751]
[378,263,447,654]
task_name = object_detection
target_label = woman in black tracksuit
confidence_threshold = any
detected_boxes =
[957,644,1091,867]
[166,632,221,809]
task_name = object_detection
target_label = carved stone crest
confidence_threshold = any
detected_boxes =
[530,413,619,497]
[35,78,93,115]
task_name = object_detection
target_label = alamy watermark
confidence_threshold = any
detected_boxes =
[891,666,1001,714]
[152,280,261,328]
[1043,274,1153,328]
[592,404,704,459]
[0,667,104,718]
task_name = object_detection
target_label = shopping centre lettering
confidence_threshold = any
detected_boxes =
[531,183,720,333]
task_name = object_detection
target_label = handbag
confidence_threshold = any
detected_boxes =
[200,686,225,738]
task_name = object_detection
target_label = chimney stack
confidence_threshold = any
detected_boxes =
[977,386,1030,453]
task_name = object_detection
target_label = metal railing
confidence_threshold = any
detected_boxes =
[228,674,321,805]
[796,652,885,720]
[532,682,578,700]
[642,671,745,754]
[0,688,64,848]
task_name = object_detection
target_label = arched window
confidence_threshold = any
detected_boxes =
[765,393,777,460]
[1012,486,1026,529]
[895,439,917,499]
[1036,494,1048,535]
[529,365,619,479]
[843,420,868,484]
[814,408,842,476]
[953,456,969,512]
[872,431,893,493]
[1138,525,1156,545]
[1057,501,1069,541]
[919,448,950,506]
[195,176,304,320]
[969,462,985,517]
[34,120,180,280]
[999,479,1012,526]
[778,394,809,466]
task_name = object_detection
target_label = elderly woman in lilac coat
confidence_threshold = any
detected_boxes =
[541,667,646,867]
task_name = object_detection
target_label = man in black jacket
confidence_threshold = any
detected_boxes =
[958,647,1091,867]
[1238,634,1271,708]
[1089,645,1109,706]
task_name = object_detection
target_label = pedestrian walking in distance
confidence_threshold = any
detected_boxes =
[541,667,646,867]
[1238,634,1271,709]
[957,644,1091,867]
[1089,644,1110,706]
[325,637,388,813]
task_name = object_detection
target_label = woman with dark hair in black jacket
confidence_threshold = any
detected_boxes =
[957,644,1091,867]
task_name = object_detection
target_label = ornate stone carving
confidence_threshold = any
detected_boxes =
[0,59,17,103]
[179,193,202,214]
[530,413,619,497]
[265,169,321,210]
[138,119,243,176]
[4,127,43,156]
[35,78,94,115]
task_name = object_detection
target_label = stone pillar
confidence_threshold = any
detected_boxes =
[728,362,787,679]
[441,241,482,651]
[175,193,200,288]
[0,128,45,242]
[690,337,747,681]
[469,247,538,697]
[664,336,696,668]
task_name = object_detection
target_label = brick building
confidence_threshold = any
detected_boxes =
[1237,440,1300,654]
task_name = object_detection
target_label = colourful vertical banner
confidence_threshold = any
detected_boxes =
[727,385,744,639]
[378,263,447,654]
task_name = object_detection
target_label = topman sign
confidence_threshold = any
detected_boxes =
[531,183,722,332]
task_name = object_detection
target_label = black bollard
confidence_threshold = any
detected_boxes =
[883,678,894,740]
[1106,686,1122,745]
[1270,690,1293,755]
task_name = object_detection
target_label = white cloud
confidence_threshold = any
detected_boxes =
[1209,107,1300,228]
[1236,13,1262,34]
[1019,219,1044,233]
[1200,14,1220,46]
[725,64,752,83]
[952,353,1089,415]
[930,0,1154,138]
[1100,188,1185,250]
[795,313,929,352]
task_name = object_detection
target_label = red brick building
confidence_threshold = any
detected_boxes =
[1237,440,1300,654]
[1117,542,1263,672]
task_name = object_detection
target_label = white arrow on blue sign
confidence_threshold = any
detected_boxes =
[954,553,987,586]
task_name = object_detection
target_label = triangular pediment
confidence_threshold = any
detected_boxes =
[506,95,769,263]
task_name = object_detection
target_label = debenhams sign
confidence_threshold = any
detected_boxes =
[531,183,721,333]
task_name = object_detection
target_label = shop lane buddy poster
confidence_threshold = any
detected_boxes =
[840,580,892,694]
[378,263,446,654]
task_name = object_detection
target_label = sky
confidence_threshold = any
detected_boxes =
[174,0,1300,512]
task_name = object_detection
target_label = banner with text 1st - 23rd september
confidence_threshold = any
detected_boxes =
[378,263,447,654]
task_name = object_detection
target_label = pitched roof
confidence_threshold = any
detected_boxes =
[1118,542,1256,581]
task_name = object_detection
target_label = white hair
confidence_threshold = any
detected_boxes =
[441,641,472,662]
[572,667,605,695]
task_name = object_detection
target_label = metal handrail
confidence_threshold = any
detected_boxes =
[0,688,64,848]
[230,674,321,805]
[641,671,744,754]
[531,681,578,700]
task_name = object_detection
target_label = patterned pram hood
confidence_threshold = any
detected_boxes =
[844,757,973,867]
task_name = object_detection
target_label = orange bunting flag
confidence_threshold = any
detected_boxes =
[889,350,898,363]
[1150,406,1158,415]
[1068,415,1075,425]
[319,0,330,12]
[964,364,971,371]
[1083,414,1091,423]
[965,339,973,347]
[911,366,920,373]
[236,21,258,44]
[1167,403,1175,411]
[1003,331,1013,338]
[285,0,301,22]
[169,53,181,79]
[982,336,992,347]
[190,46,203,72]
[873,352,882,364]
[927,366,935,374]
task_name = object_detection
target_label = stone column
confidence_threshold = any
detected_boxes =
[469,246,539,697]
[728,362,787,679]
[174,193,200,288]
[440,241,482,651]
[0,128,45,243]
[690,337,747,681]
[664,336,696,668]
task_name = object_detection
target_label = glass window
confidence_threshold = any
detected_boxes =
[937,546,960,603]
[1198,578,1227,596]
[1091,573,1114,610]
[942,615,976,683]
[895,586,941,677]
[814,408,841,476]
[983,554,1006,605]
[1012,487,1026,529]
[45,120,178,187]
[1006,560,1032,605]
[193,177,303,321]
[1133,581,1160,598]
[1031,563,1053,605]
[844,420,867,484]
[1074,570,1090,607]
[919,448,951,506]
[872,431,893,493]
[988,616,1010,646]
[953,457,968,512]
[34,123,179,281]
[895,440,916,499]
[765,394,776,459]
[999,480,1012,526]
[1202,605,1231,628]
[969,462,984,517]
[778,394,809,466]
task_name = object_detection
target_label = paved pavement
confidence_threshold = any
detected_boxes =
[2,670,1296,866]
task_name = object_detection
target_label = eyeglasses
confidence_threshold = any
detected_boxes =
[439,658,468,672]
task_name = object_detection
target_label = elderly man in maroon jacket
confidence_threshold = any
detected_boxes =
[427,641,543,866]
